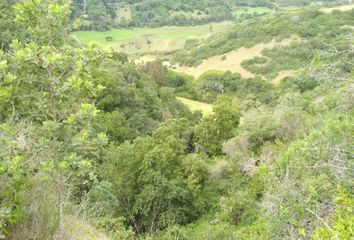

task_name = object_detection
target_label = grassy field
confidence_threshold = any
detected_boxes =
[176,97,213,116]
[73,22,233,58]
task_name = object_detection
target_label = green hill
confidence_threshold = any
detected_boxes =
[168,7,353,76]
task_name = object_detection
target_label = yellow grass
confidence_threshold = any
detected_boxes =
[177,97,213,116]
[171,37,298,79]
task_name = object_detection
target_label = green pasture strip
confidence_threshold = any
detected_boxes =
[176,97,213,116]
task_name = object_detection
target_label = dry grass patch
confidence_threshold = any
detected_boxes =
[172,37,297,79]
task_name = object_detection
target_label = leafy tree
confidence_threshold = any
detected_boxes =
[0,0,17,49]
[91,56,194,142]
[0,0,107,238]
[139,60,167,86]
[195,95,240,156]
[99,119,208,234]
[14,0,72,46]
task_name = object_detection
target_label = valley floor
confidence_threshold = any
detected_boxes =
[73,22,233,57]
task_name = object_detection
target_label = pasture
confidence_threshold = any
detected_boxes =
[176,97,213,116]
[73,22,233,58]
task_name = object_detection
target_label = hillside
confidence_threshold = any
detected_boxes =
[167,6,354,82]
[0,1,353,240]
[169,37,297,79]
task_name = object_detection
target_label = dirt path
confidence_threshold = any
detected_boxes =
[171,38,296,79]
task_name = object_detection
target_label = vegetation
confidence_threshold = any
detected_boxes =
[70,0,345,30]
[71,0,234,30]
[0,0,353,240]
[169,7,354,68]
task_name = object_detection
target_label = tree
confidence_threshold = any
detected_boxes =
[0,0,17,50]
[14,0,72,46]
[99,119,208,234]
[139,60,167,86]
[0,0,107,238]
[194,95,240,155]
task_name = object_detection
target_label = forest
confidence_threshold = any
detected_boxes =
[70,0,347,30]
[0,0,353,240]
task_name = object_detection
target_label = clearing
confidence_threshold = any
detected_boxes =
[177,97,213,116]
[171,37,298,79]
[73,22,233,58]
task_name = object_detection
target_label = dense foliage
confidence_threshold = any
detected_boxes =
[0,0,192,238]
[0,0,353,239]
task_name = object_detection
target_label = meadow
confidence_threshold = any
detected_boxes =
[176,97,213,116]
[73,22,233,58]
